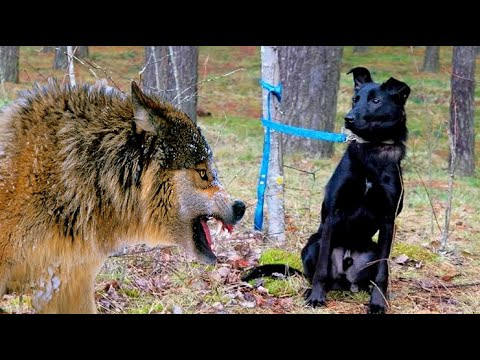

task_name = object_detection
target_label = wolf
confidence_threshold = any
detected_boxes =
[0,80,245,313]
[243,67,410,314]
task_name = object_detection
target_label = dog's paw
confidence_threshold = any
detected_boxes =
[367,303,386,314]
[304,288,326,308]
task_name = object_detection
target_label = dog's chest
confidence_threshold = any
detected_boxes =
[364,178,373,195]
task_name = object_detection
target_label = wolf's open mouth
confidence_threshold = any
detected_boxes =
[193,216,233,262]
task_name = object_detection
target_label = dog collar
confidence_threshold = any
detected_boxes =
[341,127,395,145]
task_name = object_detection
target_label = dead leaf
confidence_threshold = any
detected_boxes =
[279,298,293,309]
[394,254,409,265]
[441,274,460,282]
[211,302,224,310]
[134,278,148,289]
[209,271,223,283]
[103,280,120,292]
[240,301,256,308]
[234,259,250,268]
[217,267,231,278]
[191,280,208,291]
[256,286,269,294]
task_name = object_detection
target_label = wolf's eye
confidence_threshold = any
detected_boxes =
[197,169,208,181]
[371,98,380,104]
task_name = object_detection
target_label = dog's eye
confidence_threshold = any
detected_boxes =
[371,98,380,104]
[352,96,360,103]
[197,169,208,181]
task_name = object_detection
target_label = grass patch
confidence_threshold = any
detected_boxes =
[392,242,439,262]
[255,248,304,297]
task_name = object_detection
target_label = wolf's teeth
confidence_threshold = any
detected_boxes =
[223,228,231,238]
[215,220,223,236]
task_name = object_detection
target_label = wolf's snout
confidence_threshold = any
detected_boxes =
[232,200,246,221]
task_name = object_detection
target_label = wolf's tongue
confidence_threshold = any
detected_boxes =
[200,219,212,247]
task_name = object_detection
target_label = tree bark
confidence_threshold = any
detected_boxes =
[76,46,89,59]
[450,46,476,176]
[422,46,440,72]
[278,46,343,157]
[54,46,89,70]
[0,46,19,83]
[143,46,198,122]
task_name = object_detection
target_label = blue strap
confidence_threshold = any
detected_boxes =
[259,79,282,102]
[253,80,346,231]
[254,126,270,230]
[262,118,347,143]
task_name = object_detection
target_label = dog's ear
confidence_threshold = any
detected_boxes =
[347,67,373,90]
[382,77,411,105]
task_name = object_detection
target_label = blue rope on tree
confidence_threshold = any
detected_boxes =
[254,80,347,231]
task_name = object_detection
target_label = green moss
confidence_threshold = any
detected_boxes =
[259,248,302,269]
[254,249,304,297]
[128,302,164,314]
[392,242,438,262]
[122,287,141,298]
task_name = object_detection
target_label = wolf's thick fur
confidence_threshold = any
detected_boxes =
[0,80,245,313]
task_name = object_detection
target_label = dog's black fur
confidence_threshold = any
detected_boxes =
[242,67,410,314]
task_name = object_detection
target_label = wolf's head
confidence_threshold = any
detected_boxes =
[131,82,245,264]
[344,67,410,144]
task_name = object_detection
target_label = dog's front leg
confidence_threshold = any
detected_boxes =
[368,219,394,314]
[305,217,334,308]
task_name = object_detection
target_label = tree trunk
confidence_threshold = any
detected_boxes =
[76,46,89,59]
[261,46,285,242]
[41,46,54,53]
[0,46,19,83]
[67,46,76,87]
[450,46,476,176]
[143,46,198,122]
[278,46,343,157]
[422,46,440,72]
[353,46,368,53]
[54,46,89,70]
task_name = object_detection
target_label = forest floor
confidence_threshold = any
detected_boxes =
[1,46,480,314]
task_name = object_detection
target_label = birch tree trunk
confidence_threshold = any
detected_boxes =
[67,46,76,87]
[262,46,285,242]
[54,46,89,70]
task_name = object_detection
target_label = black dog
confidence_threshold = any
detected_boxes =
[243,67,410,314]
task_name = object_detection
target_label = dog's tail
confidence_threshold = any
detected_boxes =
[241,264,304,282]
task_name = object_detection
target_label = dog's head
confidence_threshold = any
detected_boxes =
[344,67,410,143]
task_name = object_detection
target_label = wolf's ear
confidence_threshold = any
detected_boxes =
[382,77,411,105]
[131,81,157,134]
[347,67,373,90]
